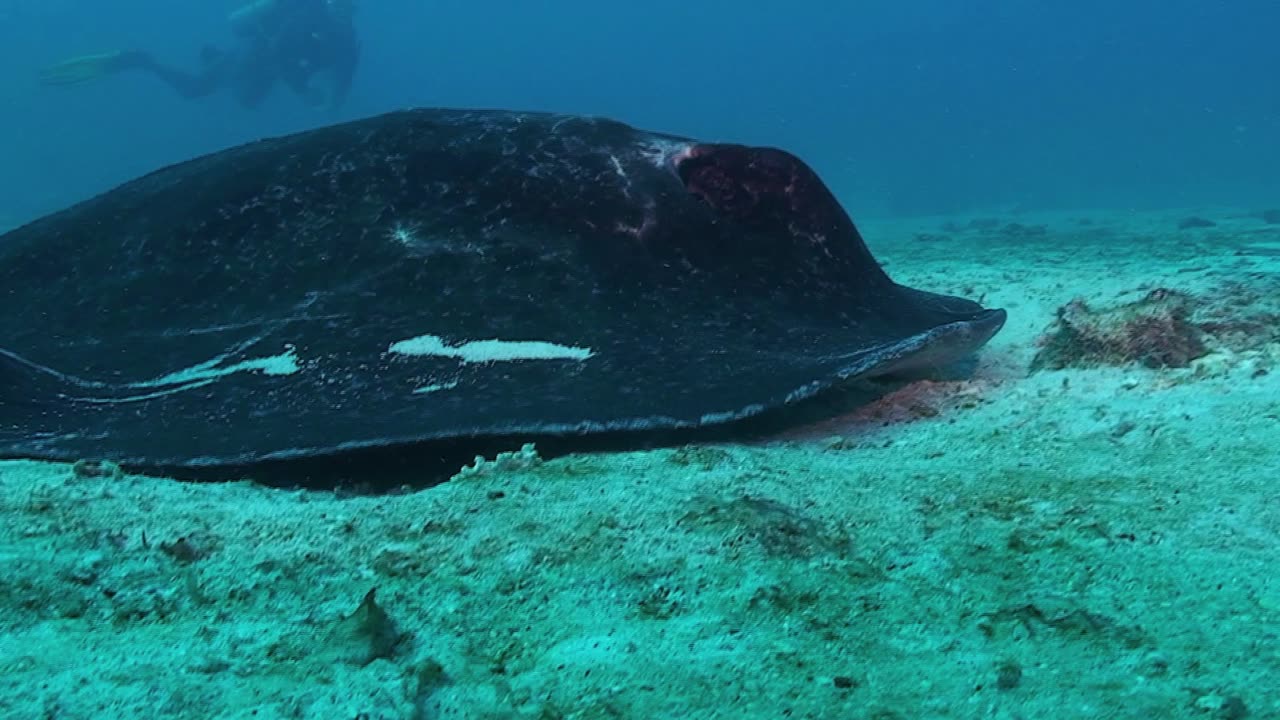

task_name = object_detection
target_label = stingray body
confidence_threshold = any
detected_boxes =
[0,109,1005,472]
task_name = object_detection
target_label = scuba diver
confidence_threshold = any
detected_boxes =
[39,0,359,110]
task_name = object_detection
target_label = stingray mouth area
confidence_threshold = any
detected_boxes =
[862,308,1008,379]
[944,307,1008,350]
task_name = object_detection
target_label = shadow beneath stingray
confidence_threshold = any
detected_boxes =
[152,358,981,493]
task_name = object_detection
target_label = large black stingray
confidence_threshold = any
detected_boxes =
[0,108,1005,474]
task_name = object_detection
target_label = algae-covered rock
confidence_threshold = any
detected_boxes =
[1033,277,1280,375]
[1031,289,1207,371]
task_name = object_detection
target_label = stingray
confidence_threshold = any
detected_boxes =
[0,109,1005,476]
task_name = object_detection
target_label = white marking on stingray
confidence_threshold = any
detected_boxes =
[608,153,636,200]
[57,347,301,405]
[75,381,219,405]
[412,379,460,394]
[609,154,626,179]
[4,342,300,406]
[389,334,594,363]
[131,347,301,388]
[639,139,693,169]
[387,221,422,248]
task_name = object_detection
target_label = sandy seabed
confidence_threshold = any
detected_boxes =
[2,208,1278,719]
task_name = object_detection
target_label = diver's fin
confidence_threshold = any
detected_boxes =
[38,50,152,87]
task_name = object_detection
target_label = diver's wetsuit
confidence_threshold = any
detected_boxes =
[115,0,358,109]
[266,0,360,108]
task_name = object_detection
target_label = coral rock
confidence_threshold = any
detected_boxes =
[1031,289,1207,371]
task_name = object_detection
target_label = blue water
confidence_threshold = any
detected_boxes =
[1,0,1277,223]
